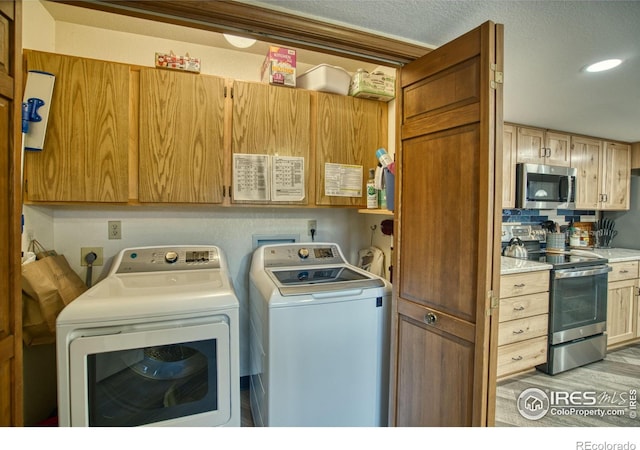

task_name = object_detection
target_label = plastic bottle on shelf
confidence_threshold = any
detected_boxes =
[366,168,378,209]
[375,148,395,175]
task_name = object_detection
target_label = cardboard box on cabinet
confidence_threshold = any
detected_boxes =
[155,52,201,73]
[349,69,395,102]
[261,46,297,87]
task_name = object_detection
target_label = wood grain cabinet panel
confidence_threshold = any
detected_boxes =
[606,261,639,347]
[24,51,130,202]
[497,270,549,378]
[571,138,630,210]
[516,126,570,167]
[232,80,311,205]
[138,68,225,203]
[502,124,516,208]
[314,93,386,207]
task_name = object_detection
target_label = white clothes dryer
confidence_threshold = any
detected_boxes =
[249,243,391,427]
[56,245,240,427]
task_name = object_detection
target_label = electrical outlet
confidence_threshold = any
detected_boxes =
[108,220,122,240]
[308,220,317,236]
[81,247,104,266]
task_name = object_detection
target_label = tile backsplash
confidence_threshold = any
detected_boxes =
[502,208,597,226]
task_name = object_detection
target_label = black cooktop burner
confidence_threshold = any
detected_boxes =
[528,250,608,269]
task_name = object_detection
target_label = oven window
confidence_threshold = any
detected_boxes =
[87,339,217,427]
[551,272,607,332]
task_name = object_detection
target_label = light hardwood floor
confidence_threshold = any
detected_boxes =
[496,343,640,426]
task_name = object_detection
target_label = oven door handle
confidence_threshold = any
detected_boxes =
[554,265,612,279]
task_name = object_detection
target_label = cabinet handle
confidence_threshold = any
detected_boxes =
[513,305,525,311]
[511,356,523,361]
[620,270,629,274]
[513,283,526,288]
[423,312,438,325]
[513,329,525,335]
[546,147,551,157]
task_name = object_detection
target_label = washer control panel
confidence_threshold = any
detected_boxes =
[115,246,221,273]
[263,244,345,267]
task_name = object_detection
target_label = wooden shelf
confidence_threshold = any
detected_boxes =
[358,208,394,216]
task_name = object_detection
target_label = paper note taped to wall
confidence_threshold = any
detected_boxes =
[324,163,363,197]
[272,156,305,202]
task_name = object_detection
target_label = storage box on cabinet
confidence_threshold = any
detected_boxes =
[606,261,639,347]
[498,270,550,378]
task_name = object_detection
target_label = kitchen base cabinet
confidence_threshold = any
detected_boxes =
[606,261,639,347]
[497,270,549,379]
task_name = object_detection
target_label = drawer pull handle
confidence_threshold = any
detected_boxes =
[620,270,629,274]
[513,305,525,311]
[513,283,526,288]
[423,313,438,325]
[513,329,525,335]
[511,356,523,361]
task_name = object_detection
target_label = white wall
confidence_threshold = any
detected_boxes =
[21,1,391,383]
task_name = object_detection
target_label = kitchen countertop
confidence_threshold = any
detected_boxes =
[501,247,640,275]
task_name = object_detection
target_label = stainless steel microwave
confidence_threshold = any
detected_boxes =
[516,163,576,209]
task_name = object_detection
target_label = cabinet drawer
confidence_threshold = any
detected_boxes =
[497,336,547,378]
[500,271,549,298]
[608,261,639,282]
[499,292,549,322]
[498,314,548,346]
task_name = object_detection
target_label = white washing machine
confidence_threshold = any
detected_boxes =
[249,242,392,427]
[56,245,240,427]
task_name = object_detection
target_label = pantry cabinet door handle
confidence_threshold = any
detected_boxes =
[511,356,523,361]
[513,305,525,311]
[513,283,526,288]
[513,329,525,335]
[423,312,438,325]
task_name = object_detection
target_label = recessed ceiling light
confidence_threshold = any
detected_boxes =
[585,59,623,73]
[223,33,257,48]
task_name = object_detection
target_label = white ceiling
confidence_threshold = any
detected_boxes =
[249,0,640,143]
[42,0,640,143]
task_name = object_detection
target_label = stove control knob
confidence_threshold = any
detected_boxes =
[165,251,179,264]
[298,248,310,259]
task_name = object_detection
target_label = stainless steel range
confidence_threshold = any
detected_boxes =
[502,224,611,375]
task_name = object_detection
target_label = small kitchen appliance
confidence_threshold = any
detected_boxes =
[56,245,240,427]
[516,163,577,209]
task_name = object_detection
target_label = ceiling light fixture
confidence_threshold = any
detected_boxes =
[584,58,623,73]
[223,33,257,48]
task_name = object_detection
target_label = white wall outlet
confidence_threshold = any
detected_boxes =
[308,220,317,236]
[108,220,122,240]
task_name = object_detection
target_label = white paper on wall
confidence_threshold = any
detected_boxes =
[271,156,305,201]
[324,163,363,197]
[233,153,269,201]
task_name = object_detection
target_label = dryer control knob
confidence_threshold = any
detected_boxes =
[165,251,179,264]
[298,248,310,259]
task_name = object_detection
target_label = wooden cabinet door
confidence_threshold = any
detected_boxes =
[24,51,130,202]
[607,278,637,346]
[516,126,544,164]
[391,21,502,426]
[232,80,311,205]
[0,0,21,426]
[314,93,386,206]
[502,124,516,208]
[571,136,601,210]
[601,141,630,210]
[544,131,570,166]
[139,68,225,203]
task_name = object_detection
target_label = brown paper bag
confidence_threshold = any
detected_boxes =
[28,239,58,260]
[22,254,88,346]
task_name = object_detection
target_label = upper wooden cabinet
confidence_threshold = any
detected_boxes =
[314,93,387,207]
[571,137,630,210]
[231,80,311,205]
[502,124,517,208]
[516,126,570,167]
[138,68,226,203]
[24,51,130,202]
